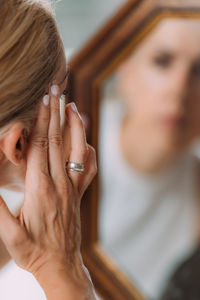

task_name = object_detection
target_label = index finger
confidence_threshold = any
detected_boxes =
[26,95,50,176]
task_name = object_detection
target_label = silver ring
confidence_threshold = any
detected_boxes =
[66,161,85,174]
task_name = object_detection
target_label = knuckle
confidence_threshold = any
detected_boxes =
[91,163,98,177]
[88,147,98,176]
[40,114,49,123]
[32,136,48,150]
[52,104,60,113]
[89,145,96,156]
[89,146,97,162]
[49,133,63,147]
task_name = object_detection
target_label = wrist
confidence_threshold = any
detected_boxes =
[34,255,95,300]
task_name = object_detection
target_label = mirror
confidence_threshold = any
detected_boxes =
[99,17,200,300]
[69,1,200,299]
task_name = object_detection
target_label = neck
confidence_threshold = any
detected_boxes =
[0,159,25,192]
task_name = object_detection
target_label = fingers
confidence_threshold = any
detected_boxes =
[48,85,65,181]
[78,145,97,197]
[26,96,50,176]
[65,103,88,187]
[62,120,70,162]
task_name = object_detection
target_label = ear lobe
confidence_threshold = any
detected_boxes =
[0,122,26,166]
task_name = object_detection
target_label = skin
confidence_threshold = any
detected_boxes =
[116,18,200,173]
[0,54,97,299]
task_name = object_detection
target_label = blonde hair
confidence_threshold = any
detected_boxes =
[0,0,64,135]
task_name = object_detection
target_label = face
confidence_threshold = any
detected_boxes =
[0,53,68,192]
[117,18,200,156]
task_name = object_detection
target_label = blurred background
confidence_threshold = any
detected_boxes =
[55,0,126,57]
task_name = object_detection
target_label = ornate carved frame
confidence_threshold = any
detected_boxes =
[68,1,200,299]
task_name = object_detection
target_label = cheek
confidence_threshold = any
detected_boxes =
[122,66,168,118]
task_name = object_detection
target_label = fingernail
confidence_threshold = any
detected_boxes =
[70,102,78,113]
[51,85,59,96]
[69,102,82,121]
[43,95,50,106]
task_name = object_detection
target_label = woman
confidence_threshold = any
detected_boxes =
[99,18,200,299]
[0,0,97,299]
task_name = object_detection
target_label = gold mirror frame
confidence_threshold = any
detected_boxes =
[68,1,200,299]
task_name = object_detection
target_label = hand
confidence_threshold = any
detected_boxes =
[0,85,97,299]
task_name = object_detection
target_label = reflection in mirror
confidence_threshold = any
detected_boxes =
[99,18,200,300]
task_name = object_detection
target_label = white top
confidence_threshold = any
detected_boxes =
[99,98,200,299]
[0,260,46,300]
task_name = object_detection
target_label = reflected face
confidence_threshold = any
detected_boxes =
[117,18,200,153]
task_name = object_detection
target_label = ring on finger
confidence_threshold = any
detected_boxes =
[66,161,85,174]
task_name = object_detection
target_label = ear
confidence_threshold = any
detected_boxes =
[0,122,27,166]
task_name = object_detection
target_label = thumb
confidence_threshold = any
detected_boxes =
[0,195,21,247]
